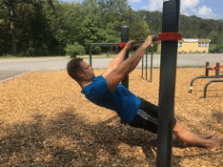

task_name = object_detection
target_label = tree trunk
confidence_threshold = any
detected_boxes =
[10,10,17,54]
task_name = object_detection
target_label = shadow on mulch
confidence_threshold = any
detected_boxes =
[0,109,222,167]
[210,110,223,133]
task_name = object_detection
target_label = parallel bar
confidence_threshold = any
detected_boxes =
[128,35,159,48]
[157,0,181,167]
[131,40,145,48]
[89,43,119,66]
[189,75,223,93]
[204,79,223,98]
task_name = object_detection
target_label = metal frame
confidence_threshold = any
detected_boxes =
[204,79,223,98]
[189,75,223,93]
[89,26,131,89]
[189,62,223,93]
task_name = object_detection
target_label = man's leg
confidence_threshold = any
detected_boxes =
[173,120,223,150]
[131,98,223,150]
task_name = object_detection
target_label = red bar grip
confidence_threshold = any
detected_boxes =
[119,42,127,48]
[158,32,182,41]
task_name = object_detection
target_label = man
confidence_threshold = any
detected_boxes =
[67,35,223,150]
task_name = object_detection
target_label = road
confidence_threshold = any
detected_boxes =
[0,54,222,81]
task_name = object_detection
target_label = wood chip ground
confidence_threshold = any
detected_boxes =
[0,68,222,167]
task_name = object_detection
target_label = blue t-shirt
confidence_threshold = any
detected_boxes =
[81,75,141,123]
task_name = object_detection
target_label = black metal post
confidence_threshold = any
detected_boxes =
[157,0,181,167]
[205,62,210,76]
[216,62,220,76]
[89,46,93,66]
[150,44,153,82]
[121,26,130,89]
[142,55,144,78]
[146,49,148,80]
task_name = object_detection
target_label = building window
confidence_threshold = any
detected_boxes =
[199,42,209,47]
[178,42,182,47]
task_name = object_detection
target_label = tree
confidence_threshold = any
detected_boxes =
[0,0,37,54]
[79,15,106,47]
[0,0,55,55]
[105,21,121,42]
[80,0,131,42]
[50,1,82,50]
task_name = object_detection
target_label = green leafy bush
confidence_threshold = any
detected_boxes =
[209,44,223,53]
[91,46,101,55]
[26,47,36,56]
[65,42,85,58]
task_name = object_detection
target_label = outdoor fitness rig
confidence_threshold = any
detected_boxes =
[189,62,223,97]
[119,1,182,166]
[89,27,157,89]
[90,0,182,165]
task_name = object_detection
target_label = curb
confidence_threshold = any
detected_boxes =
[0,71,32,84]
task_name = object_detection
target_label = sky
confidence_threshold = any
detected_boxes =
[60,0,223,20]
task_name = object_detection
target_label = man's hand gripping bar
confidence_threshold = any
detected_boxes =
[119,33,182,48]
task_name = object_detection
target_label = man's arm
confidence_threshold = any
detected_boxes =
[103,41,133,78]
[117,36,153,75]
[104,35,153,93]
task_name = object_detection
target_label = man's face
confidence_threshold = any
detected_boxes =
[80,61,95,80]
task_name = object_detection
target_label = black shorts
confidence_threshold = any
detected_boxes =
[129,98,176,133]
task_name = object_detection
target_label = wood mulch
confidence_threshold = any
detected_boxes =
[0,68,222,167]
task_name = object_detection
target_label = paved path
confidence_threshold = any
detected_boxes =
[0,57,70,81]
[90,54,223,69]
[0,54,222,81]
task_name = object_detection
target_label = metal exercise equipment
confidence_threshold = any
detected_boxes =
[204,79,223,98]
[157,0,181,166]
[89,26,151,89]
[189,62,223,94]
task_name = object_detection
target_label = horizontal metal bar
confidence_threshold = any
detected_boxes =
[90,43,119,48]
[131,36,159,47]
[204,79,223,98]
[189,75,223,93]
